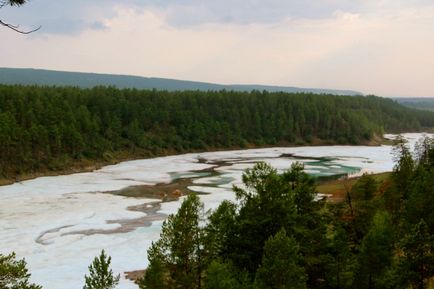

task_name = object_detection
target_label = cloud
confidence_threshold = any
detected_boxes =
[1,0,434,35]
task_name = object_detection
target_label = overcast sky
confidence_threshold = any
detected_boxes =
[1,0,434,97]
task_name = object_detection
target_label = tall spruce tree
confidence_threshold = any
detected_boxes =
[140,194,205,289]
[353,212,394,289]
[83,250,120,289]
[229,162,297,272]
[254,228,307,289]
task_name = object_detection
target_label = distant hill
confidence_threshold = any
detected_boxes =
[0,67,362,95]
[394,97,434,112]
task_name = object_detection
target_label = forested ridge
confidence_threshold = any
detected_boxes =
[0,67,361,95]
[1,84,434,178]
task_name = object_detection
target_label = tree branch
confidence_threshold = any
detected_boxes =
[1,0,41,34]
[0,19,40,34]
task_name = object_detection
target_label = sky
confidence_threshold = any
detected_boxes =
[1,0,434,97]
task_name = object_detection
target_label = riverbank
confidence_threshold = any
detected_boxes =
[0,135,387,186]
[316,172,391,202]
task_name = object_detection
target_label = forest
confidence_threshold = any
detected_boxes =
[1,84,434,178]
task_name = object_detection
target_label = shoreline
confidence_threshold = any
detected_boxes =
[0,136,387,187]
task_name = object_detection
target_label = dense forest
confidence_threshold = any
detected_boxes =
[1,84,434,178]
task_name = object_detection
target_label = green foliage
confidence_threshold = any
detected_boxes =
[204,261,251,289]
[395,220,434,289]
[204,200,237,260]
[1,85,433,178]
[392,136,415,194]
[83,250,120,289]
[353,212,394,289]
[229,162,298,272]
[0,252,42,289]
[254,229,307,289]
[209,162,332,287]
[327,223,353,288]
[140,194,205,289]
[352,173,377,201]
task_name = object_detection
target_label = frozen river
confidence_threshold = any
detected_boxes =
[0,133,430,289]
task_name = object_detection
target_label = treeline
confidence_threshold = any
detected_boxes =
[140,136,434,289]
[1,84,434,177]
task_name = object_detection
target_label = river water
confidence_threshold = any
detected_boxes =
[0,133,430,289]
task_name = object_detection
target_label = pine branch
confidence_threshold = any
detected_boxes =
[0,19,40,34]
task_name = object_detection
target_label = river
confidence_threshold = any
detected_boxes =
[0,133,430,289]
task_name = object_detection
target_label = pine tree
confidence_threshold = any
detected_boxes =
[353,212,394,289]
[204,260,250,289]
[254,228,307,289]
[396,220,434,289]
[140,194,205,289]
[83,250,120,289]
[0,252,42,289]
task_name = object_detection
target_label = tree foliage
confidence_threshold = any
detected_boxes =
[140,194,205,289]
[254,229,307,289]
[354,212,394,289]
[395,220,434,289]
[0,252,42,289]
[83,250,120,289]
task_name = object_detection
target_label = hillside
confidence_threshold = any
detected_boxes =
[0,84,433,179]
[0,67,362,95]
[394,97,434,112]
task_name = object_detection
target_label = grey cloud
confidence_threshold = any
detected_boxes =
[0,0,432,35]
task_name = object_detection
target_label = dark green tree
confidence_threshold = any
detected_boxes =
[0,252,42,289]
[352,173,377,201]
[353,212,394,289]
[392,136,415,194]
[254,228,307,289]
[328,223,352,289]
[83,250,120,289]
[229,162,297,272]
[204,200,237,261]
[396,220,434,289]
[204,260,251,289]
[140,194,205,289]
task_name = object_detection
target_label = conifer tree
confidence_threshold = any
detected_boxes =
[140,194,205,289]
[83,250,120,289]
[0,252,42,289]
[254,228,307,289]
[353,212,394,289]
[396,220,434,289]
